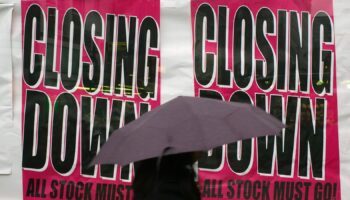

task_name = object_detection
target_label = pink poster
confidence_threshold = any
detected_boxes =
[21,0,160,199]
[191,0,341,199]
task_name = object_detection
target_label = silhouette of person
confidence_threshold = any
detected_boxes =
[132,152,201,200]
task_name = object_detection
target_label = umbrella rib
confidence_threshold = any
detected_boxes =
[182,100,211,150]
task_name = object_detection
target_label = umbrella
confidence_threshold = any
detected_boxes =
[92,96,284,166]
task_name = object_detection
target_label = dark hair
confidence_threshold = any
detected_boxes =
[133,153,201,200]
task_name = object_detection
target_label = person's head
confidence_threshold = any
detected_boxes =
[132,153,202,200]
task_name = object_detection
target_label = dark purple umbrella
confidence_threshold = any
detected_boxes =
[92,96,284,166]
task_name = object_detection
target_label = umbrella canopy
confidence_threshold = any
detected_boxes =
[92,96,284,166]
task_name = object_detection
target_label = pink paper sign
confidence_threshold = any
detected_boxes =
[191,0,341,199]
[21,0,160,199]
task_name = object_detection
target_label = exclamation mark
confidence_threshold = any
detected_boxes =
[332,183,337,199]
